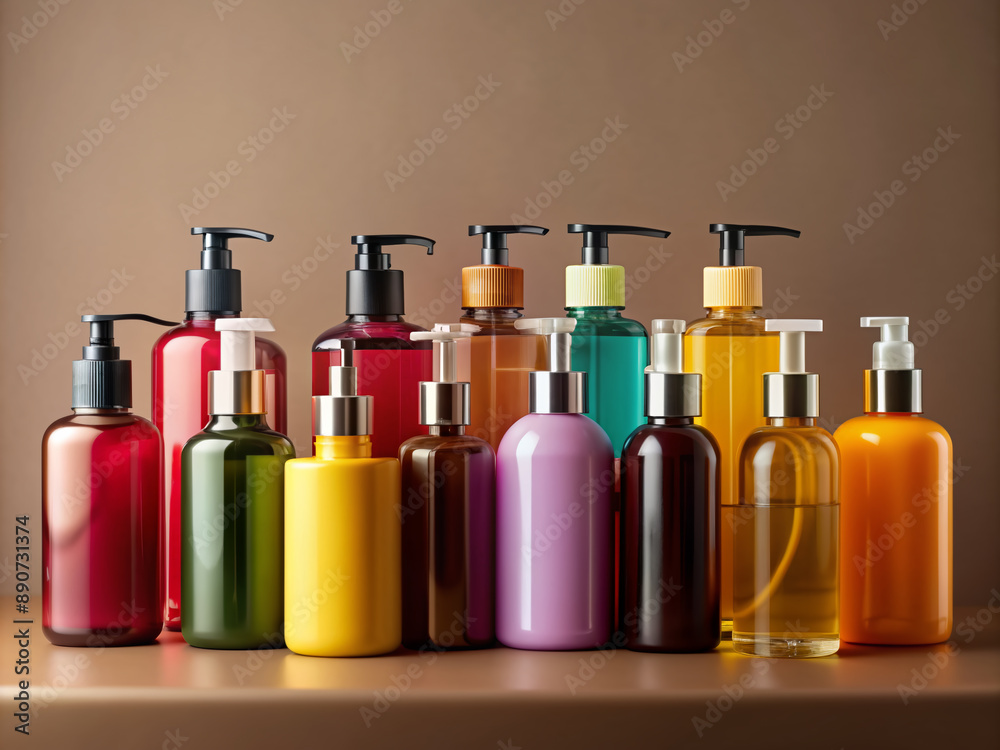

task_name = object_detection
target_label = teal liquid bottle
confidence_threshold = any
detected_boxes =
[182,318,294,649]
[565,224,670,456]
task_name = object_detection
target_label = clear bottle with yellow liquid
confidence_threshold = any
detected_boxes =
[457,225,549,452]
[284,348,401,657]
[733,320,839,658]
[684,223,799,635]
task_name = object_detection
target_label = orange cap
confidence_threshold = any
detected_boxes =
[464,224,547,309]
[462,265,524,308]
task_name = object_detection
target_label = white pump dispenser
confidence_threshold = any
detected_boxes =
[210,318,274,415]
[763,319,823,418]
[646,319,700,418]
[862,316,915,370]
[860,316,922,413]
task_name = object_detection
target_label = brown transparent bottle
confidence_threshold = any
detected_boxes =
[399,329,496,649]
[620,321,720,652]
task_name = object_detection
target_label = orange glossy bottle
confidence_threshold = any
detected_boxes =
[457,225,548,452]
[837,317,952,645]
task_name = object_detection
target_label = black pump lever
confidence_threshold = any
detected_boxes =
[709,224,800,267]
[568,224,671,265]
[80,314,178,361]
[351,235,435,271]
[468,225,548,266]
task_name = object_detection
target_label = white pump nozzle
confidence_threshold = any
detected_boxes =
[412,329,474,383]
[861,316,914,370]
[765,319,823,374]
[515,317,576,372]
[649,319,685,374]
[215,318,274,372]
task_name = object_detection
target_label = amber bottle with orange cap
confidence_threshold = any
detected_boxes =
[684,223,800,637]
[457,225,549,451]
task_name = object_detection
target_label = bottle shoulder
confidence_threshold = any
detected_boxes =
[500,413,613,455]
[566,311,648,337]
[184,425,294,452]
[400,433,495,457]
[624,422,720,457]
[685,313,770,336]
[312,319,427,350]
[288,455,398,469]
[743,425,839,458]
[154,322,284,358]
[835,414,952,448]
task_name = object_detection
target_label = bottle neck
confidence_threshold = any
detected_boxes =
[566,307,624,318]
[205,414,269,430]
[461,307,523,324]
[766,417,817,428]
[648,416,694,427]
[346,314,406,324]
[185,311,239,323]
[704,306,762,319]
[72,407,130,416]
[429,425,465,437]
[315,435,373,459]
[864,410,918,417]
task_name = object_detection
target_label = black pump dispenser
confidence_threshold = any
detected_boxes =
[73,314,178,409]
[347,234,435,316]
[186,227,274,314]
[709,224,800,266]
[468,225,548,265]
[568,224,670,265]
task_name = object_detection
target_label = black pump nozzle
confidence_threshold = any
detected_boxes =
[186,227,274,314]
[346,234,436,316]
[568,224,671,265]
[74,313,178,410]
[351,234,435,270]
[469,225,548,266]
[709,224,800,267]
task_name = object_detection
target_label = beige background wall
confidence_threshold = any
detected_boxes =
[1,0,996,604]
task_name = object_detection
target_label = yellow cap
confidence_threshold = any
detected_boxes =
[703,265,762,308]
[462,265,523,308]
[565,264,625,307]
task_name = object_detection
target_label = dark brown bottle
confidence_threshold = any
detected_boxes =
[618,320,721,652]
[399,329,496,650]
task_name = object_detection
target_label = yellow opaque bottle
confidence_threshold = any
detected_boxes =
[685,223,798,635]
[836,317,952,645]
[284,359,401,657]
[733,319,839,658]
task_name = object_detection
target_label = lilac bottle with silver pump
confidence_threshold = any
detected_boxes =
[496,318,614,650]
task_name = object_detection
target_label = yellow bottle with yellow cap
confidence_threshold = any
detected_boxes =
[564,224,670,456]
[284,357,401,657]
[457,225,549,452]
[684,223,800,636]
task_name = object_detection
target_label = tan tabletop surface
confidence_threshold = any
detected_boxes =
[3,598,998,749]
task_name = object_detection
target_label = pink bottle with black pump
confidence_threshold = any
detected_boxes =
[152,227,286,631]
[312,234,435,458]
[44,314,176,646]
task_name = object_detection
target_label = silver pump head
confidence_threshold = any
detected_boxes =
[209,318,272,416]
[312,346,373,436]
[763,319,822,418]
[861,316,922,413]
[645,319,701,418]
[515,317,586,414]
[412,324,477,426]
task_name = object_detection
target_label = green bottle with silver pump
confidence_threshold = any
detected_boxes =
[565,224,670,456]
[181,318,295,650]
